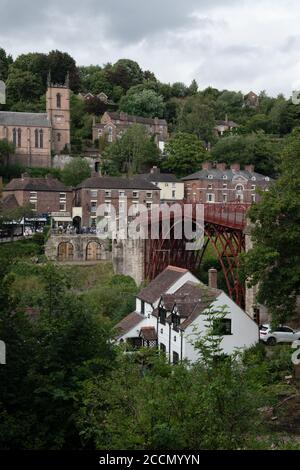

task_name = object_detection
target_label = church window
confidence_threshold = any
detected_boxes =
[17,128,22,147]
[12,128,17,146]
[57,93,61,109]
[39,129,43,149]
[57,133,61,142]
[35,129,39,148]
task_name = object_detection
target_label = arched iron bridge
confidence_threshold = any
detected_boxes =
[143,202,251,307]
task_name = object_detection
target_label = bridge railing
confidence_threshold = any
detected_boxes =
[203,203,251,229]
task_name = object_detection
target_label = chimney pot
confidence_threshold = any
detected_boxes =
[208,268,218,289]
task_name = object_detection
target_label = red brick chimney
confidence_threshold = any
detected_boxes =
[230,163,240,171]
[245,164,255,173]
[216,163,226,171]
[208,268,218,289]
[202,162,213,170]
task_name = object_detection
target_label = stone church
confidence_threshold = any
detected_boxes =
[0,76,70,168]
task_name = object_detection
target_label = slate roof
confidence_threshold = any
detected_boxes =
[0,194,20,212]
[0,112,50,128]
[153,281,221,330]
[138,172,179,183]
[106,111,167,127]
[138,266,189,304]
[77,176,159,191]
[140,327,157,341]
[4,176,72,192]
[215,120,238,127]
[115,311,144,339]
[182,168,272,182]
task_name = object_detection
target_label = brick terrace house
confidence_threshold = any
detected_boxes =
[183,162,272,204]
[3,174,73,216]
[115,266,259,363]
[92,111,169,150]
[0,77,70,168]
[138,166,184,203]
[75,175,160,227]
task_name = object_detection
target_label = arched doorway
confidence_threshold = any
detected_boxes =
[58,242,74,261]
[86,241,103,261]
[73,216,81,233]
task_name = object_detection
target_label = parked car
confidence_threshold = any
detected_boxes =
[259,324,300,346]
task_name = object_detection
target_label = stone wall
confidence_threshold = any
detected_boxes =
[112,238,145,287]
[245,223,269,323]
[52,154,100,171]
[45,234,111,262]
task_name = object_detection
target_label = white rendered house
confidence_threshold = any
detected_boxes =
[115,266,259,364]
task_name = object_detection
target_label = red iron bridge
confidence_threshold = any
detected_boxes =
[143,202,251,307]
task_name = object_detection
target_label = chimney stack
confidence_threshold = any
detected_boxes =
[216,163,226,171]
[208,268,218,289]
[245,164,255,173]
[202,162,213,170]
[150,166,160,175]
[230,163,240,172]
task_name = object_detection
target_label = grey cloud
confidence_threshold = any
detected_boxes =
[0,0,237,44]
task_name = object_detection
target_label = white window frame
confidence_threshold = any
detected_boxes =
[206,193,215,203]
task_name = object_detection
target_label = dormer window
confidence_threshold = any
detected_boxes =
[251,176,256,181]
[223,175,227,180]
[158,299,166,325]
[265,177,270,182]
[208,175,213,180]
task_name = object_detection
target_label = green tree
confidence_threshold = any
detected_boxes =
[215,90,244,119]
[171,82,188,98]
[0,139,15,165]
[188,79,198,95]
[6,68,44,105]
[162,132,206,178]
[47,50,80,92]
[102,124,159,175]
[242,130,300,323]
[13,52,49,90]
[180,97,216,143]
[0,47,13,81]
[107,59,143,92]
[211,133,281,177]
[119,88,165,118]
[61,157,91,187]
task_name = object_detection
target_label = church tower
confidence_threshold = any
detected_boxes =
[46,73,71,154]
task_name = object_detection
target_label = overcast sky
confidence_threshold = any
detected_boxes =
[0,0,299,97]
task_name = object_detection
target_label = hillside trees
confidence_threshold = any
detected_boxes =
[163,132,206,178]
[242,130,300,323]
[102,124,160,175]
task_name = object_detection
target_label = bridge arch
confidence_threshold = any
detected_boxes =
[144,203,248,307]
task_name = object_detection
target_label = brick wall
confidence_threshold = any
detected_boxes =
[76,187,161,226]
